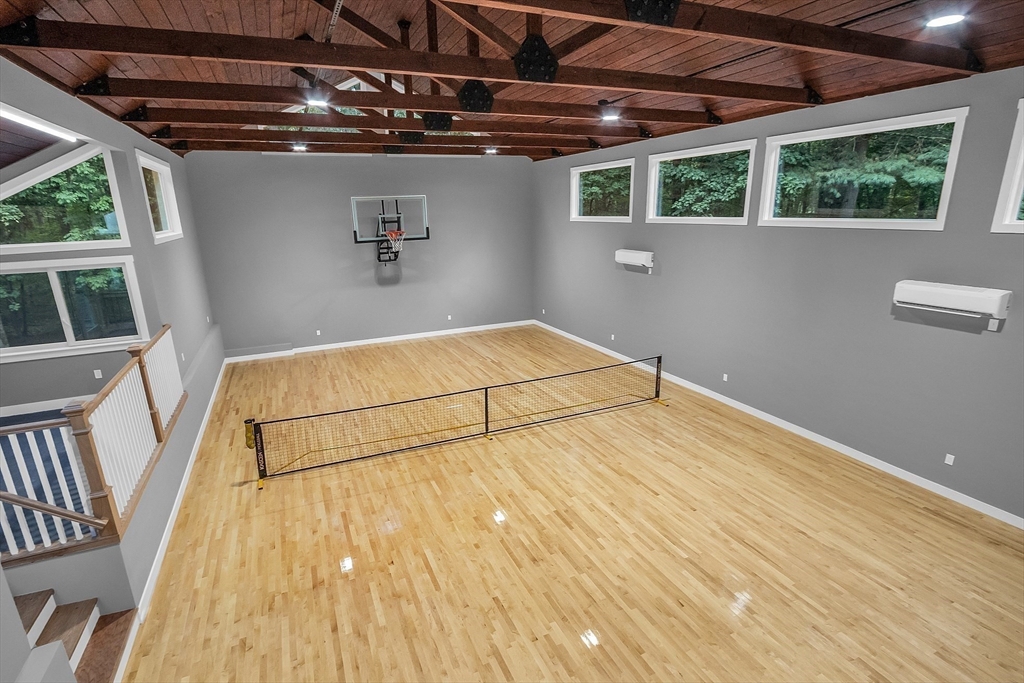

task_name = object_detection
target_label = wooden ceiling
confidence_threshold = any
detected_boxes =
[1,0,1021,160]
[0,115,57,167]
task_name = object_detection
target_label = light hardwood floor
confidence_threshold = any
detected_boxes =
[126,326,1024,682]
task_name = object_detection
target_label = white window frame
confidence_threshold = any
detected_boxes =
[991,99,1024,234]
[758,107,969,231]
[570,158,635,223]
[0,143,130,254]
[135,149,184,244]
[0,255,149,363]
[646,139,757,225]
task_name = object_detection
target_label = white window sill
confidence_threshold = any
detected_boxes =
[570,215,633,223]
[757,218,945,231]
[0,238,131,256]
[153,231,184,245]
[992,222,1024,234]
[0,338,147,364]
[647,215,749,225]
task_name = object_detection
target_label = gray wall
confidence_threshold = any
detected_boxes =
[0,567,31,683]
[0,59,226,615]
[186,153,535,355]
[0,57,215,407]
[532,67,1024,518]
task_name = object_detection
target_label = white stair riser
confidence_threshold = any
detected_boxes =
[26,596,56,647]
[69,605,100,671]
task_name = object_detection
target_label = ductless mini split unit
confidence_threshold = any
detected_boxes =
[615,249,655,273]
[893,280,1012,331]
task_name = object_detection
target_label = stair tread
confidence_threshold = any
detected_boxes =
[75,609,136,683]
[36,598,98,659]
[13,589,54,632]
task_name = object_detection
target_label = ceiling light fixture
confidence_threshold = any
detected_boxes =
[0,105,77,142]
[292,144,308,152]
[306,96,329,107]
[925,14,965,27]
[601,114,621,121]
[485,147,498,154]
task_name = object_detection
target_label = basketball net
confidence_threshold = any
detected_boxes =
[385,230,405,253]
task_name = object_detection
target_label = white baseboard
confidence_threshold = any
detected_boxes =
[533,320,1024,530]
[0,395,93,418]
[224,320,535,364]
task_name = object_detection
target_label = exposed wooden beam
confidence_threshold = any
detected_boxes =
[90,78,721,125]
[3,19,816,104]
[435,2,519,57]
[439,0,983,74]
[425,0,441,96]
[132,107,651,139]
[397,20,415,97]
[174,139,564,157]
[526,13,543,37]
[550,23,615,59]
[158,126,598,149]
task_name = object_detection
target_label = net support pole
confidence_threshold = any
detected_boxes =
[484,387,490,436]
[655,356,663,399]
[254,422,267,490]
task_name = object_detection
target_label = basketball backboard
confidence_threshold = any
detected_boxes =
[351,195,430,243]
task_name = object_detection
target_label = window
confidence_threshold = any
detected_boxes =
[570,159,635,222]
[758,108,968,230]
[647,140,757,224]
[135,150,183,243]
[0,256,148,363]
[0,144,129,254]
[991,100,1024,234]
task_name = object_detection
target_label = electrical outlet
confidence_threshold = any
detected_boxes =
[316,330,321,336]
[723,374,728,382]
[610,334,615,341]
[181,353,185,362]
[542,309,545,315]
[206,316,210,323]
[945,454,955,466]
[93,369,103,379]
[448,314,452,320]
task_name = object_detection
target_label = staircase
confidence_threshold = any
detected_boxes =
[14,589,135,683]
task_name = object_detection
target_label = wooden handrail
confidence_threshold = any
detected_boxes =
[131,323,171,359]
[82,356,140,417]
[0,490,108,530]
[0,417,70,437]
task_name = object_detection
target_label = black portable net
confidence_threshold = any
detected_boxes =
[253,356,661,479]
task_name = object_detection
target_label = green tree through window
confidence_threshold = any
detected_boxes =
[773,123,955,220]
[578,165,632,217]
[656,149,750,218]
[0,154,119,245]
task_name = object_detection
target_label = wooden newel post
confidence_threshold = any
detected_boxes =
[128,343,165,443]
[61,402,123,539]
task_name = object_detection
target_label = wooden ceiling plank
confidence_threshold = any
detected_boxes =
[434,1,519,57]
[7,19,815,104]
[550,23,615,59]
[177,139,563,156]
[138,106,646,138]
[92,77,716,124]
[161,125,596,148]
[440,0,982,74]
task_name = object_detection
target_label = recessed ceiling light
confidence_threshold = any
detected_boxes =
[601,114,621,121]
[292,144,307,152]
[0,105,77,142]
[484,147,498,154]
[925,14,965,27]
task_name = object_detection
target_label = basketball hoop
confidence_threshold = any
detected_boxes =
[385,230,405,252]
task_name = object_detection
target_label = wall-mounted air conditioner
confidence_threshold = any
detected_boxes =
[615,249,654,273]
[893,280,1012,330]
